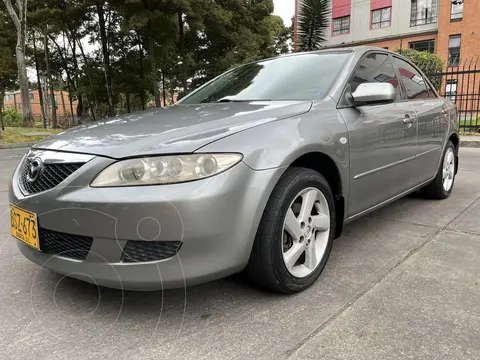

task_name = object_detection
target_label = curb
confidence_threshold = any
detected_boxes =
[460,141,480,148]
[0,143,34,149]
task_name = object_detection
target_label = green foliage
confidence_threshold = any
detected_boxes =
[0,8,18,94]
[2,107,23,127]
[2,0,290,122]
[395,48,444,90]
[297,0,330,51]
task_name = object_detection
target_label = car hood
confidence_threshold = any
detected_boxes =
[34,101,312,158]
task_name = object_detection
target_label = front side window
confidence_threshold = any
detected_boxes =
[180,52,352,104]
[411,0,438,26]
[451,0,464,21]
[409,39,435,53]
[348,53,401,100]
[372,7,391,29]
[448,35,461,66]
[393,57,430,99]
[333,16,350,35]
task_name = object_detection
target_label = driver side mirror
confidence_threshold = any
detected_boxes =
[351,83,396,105]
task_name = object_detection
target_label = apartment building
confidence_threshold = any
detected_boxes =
[294,0,476,68]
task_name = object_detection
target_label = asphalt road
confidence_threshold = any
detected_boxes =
[0,148,479,360]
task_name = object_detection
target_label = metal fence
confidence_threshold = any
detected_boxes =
[427,59,480,133]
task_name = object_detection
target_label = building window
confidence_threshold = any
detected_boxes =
[409,39,435,53]
[410,0,438,26]
[372,7,391,29]
[332,16,350,35]
[29,93,34,100]
[448,35,461,66]
[451,0,463,21]
[445,80,457,102]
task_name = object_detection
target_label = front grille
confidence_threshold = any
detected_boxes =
[19,158,84,195]
[121,241,182,263]
[40,228,93,261]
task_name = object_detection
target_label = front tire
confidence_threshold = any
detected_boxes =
[420,140,457,199]
[246,167,336,293]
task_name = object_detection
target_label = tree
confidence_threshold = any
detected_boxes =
[2,0,34,126]
[297,0,329,52]
[0,0,288,125]
[0,7,18,132]
[31,30,47,127]
[265,15,292,55]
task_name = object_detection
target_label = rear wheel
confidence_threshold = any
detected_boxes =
[420,140,457,199]
[247,167,336,293]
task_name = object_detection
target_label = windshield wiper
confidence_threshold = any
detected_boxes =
[217,98,272,103]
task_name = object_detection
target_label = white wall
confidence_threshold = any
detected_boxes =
[297,0,439,47]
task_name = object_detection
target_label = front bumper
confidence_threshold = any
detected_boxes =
[10,152,284,290]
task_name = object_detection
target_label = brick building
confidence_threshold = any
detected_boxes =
[3,89,78,123]
[294,0,475,68]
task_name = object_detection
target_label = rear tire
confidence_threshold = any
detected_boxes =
[420,140,457,199]
[246,167,336,293]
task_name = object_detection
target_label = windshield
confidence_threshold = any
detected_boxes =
[180,52,352,104]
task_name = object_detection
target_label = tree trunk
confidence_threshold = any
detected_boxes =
[178,12,188,94]
[43,80,50,126]
[0,90,4,133]
[3,0,34,126]
[137,32,145,110]
[68,93,75,124]
[147,21,161,108]
[32,31,47,128]
[16,45,34,126]
[44,30,57,128]
[162,70,167,107]
[75,37,98,121]
[120,36,130,113]
[96,2,114,117]
[60,84,66,124]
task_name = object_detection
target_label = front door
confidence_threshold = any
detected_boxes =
[339,52,418,217]
[393,56,448,184]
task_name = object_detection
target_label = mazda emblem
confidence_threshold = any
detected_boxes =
[26,158,44,183]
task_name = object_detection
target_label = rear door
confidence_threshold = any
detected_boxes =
[339,52,418,217]
[393,57,448,184]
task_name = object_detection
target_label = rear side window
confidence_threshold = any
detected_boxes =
[393,57,431,99]
[348,53,401,100]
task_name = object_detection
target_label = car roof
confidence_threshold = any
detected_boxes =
[290,45,394,57]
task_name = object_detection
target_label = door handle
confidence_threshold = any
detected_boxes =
[403,115,415,124]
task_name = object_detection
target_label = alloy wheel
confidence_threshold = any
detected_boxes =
[442,148,455,192]
[282,187,330,278]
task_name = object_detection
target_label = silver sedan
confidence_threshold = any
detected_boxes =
[9,46,459,293]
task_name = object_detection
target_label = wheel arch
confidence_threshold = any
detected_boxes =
[289,152,345,239]
[449,132,460,174]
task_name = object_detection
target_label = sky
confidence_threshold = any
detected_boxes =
[274,0,295,26]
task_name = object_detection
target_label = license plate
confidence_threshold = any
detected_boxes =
[10,204,40,250]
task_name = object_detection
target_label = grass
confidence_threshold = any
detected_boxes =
[458,119,480,136]
[0,127,64,144]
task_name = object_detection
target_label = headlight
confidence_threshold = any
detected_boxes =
[91,153,243,187]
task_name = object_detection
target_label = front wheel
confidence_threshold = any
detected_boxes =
[246,167,336,293]
[420,140,457,199]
